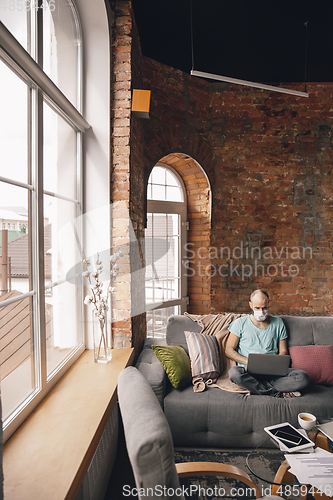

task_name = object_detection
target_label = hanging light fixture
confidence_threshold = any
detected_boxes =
[190,69,309,98]
[189,0,309,98]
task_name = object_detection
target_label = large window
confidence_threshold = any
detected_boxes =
[0,0,89,441]
[146,165,187,337]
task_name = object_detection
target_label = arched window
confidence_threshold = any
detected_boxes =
[145,165,187,337]
[0,0,89,440]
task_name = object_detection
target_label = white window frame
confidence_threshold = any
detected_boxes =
[146,164,188,333]
[0,1,90,442]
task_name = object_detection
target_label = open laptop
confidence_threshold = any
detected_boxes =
[247,353,291,376]
[316,420,333,443]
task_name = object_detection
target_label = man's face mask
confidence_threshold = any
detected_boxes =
[252,309,269,322]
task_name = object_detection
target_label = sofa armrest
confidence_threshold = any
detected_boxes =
[135,339,167,408]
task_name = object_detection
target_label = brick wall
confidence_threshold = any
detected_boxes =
[110,2,333,352]
[110,0,147,355]
[209,82,333,314]
[139,57,333,315]
[110,0,132,349]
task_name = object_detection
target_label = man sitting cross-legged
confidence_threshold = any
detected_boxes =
[226,290,310,398]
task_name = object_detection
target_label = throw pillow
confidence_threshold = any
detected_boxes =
[184,330,220,380]
[289,345,333,385]
[151,345,191,389]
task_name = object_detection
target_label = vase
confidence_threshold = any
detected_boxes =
[92,310,112,363]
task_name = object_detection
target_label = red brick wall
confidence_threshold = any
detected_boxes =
[110,0,132,348]
[110,2,333,353]
[209,83,333,314]
[140,57,333,315]
[110,0,146,356]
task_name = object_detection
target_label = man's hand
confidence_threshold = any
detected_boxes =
[225,333,248,365]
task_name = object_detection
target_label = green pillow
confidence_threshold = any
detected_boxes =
[151,345,191,389]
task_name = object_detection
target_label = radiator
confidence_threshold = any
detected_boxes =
[75,404,119,500]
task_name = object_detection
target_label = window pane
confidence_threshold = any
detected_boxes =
[169,214,179,236]
[146,305,180,338]
[151,166,165,185]
[0,295,36,421]
[145,216,153,280]
[0,3,30,53]
[0,184,31,292]
[170,235,179,277]
[46,280,81,377]
[145,213,181,303]
[148,166,184,202]
[43,101,76,199]
[43,0,79,108]
[0,60,29,184]
[165,169,179,187]
[153,214,167,237]
[147,182,152,199]
[0,58,37,428]
[151,184,165,201]
[166,186,182,202]
[44,195,82,378]
[145,282,153,303]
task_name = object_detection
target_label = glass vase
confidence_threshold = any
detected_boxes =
[92,310,112,363]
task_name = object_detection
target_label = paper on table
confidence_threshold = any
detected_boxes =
[285,448,333,497]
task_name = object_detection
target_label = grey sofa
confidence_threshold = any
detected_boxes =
[136,314,333,449]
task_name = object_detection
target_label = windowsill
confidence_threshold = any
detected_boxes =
[3,348,134,500]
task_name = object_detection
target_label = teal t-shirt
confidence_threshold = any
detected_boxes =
[228,315,288,366]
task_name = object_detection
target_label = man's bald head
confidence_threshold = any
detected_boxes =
[249,290,270,322]
[250,289,269,304]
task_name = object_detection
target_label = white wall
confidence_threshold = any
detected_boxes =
[75,0,111,348]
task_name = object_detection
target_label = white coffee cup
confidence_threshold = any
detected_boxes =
[298,412,316,431]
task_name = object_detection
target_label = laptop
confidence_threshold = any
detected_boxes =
[247,353,291,376]
[317,420,333,443]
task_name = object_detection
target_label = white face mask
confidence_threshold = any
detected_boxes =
[252,309,269,322]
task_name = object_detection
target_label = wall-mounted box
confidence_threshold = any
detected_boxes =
[131,89,151,118]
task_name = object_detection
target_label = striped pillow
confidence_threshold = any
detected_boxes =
[184,330,220,380]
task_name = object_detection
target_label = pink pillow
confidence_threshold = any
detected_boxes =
[289,345,333,385]
[184,330,220,380]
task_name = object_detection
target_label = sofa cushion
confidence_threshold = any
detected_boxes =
[290,345,333,385]
[166,315,202,353]
[135,343,168,407]
[280,315,333,347]
[310,317,333,345]
[118,367,180,497]
[151,345,191,389]
[279,316,314,347]
[184,330,220,380]
[164,383,333,448]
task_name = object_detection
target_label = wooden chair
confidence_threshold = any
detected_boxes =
[118,366,283,499]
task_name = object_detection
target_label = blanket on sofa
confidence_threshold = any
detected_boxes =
[184,312,250,394]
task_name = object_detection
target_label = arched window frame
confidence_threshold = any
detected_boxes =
[146,163,188,338]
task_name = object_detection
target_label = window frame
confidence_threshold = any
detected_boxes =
[0,0,89,442]
[146,164,188,336]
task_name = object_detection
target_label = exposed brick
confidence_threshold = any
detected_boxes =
[111,0,333,352]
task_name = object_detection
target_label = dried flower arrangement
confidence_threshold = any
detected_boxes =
[82,249,124,361]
